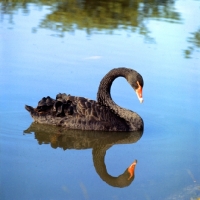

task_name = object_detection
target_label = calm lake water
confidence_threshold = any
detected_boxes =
[0,0,200,199]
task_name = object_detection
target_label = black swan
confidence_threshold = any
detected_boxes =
[25,67,144,131]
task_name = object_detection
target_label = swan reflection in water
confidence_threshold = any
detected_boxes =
[24,123,143,188]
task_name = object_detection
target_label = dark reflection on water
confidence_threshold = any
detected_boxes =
[184,28,200,58]
[1,0,181,39]
[38,0,181,38]
[24,122,143,188]
[1,0,200,58]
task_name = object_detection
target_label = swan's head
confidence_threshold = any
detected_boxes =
[127,70,144,103]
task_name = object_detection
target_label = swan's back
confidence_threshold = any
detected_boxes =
[25,93,129,131]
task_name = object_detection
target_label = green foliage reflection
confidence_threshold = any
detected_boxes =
[1,0,200,58]
[184,28,200,58]
[1,0,181,39]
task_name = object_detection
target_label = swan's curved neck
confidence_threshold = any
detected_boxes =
[97,68,143,131]
[97,68,129,107]
[93,144,134,187]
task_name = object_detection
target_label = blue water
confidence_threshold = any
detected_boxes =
[0,0,200,199]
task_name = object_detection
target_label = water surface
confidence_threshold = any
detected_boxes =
[0,0,200,199]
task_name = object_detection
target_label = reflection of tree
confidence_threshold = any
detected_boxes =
[184,28,200,58]
[39,0,181,40]
[3,0,199,58]
[1,0,181,41]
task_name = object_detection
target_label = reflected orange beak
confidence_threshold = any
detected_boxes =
[136,81,143,103]
[128,160,137,180]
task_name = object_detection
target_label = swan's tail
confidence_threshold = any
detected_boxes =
[25,105,34,113]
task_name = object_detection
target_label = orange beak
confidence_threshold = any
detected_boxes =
[128,160,137,180]
[136,81,143,103]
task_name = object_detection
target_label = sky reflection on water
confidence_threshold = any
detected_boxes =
[0,0,200,199]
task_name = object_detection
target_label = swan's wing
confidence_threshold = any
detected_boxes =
[25,93,128,131]
[56,93,113,122]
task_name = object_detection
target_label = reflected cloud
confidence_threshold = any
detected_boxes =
[79,182,89,200]
[83,56,102,60]
[61,185,70,193]
[24,122,143,188]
